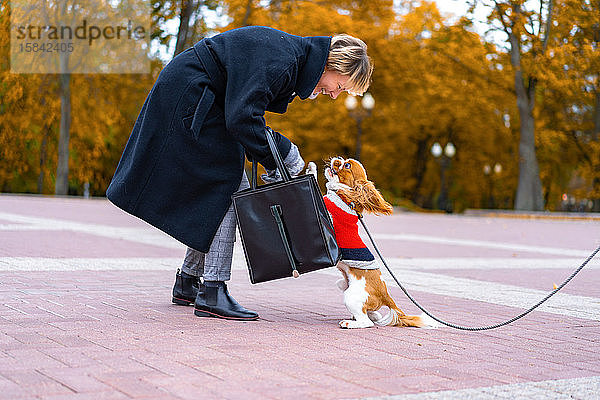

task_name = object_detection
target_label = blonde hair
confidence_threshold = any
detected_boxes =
[326,34,373,95]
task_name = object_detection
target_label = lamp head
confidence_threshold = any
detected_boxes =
[345,95,358,110]
[361,92,375,110]
[444,142,456,158]
[431,142,442,158]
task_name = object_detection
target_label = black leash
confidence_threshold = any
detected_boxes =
[357,213,600,331]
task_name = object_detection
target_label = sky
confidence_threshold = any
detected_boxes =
[432,0,472,21]
[432,0,508,43]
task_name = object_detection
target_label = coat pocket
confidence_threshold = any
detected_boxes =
[182,85,216,140]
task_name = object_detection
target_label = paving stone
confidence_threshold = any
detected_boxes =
[38,367,112,393]
[1,195,598,399]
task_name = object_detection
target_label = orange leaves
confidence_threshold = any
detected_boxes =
[0,0,597,209]
[223,1,518,210]
[0,65,155,194]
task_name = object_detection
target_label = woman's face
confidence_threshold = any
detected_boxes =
[311,70,350,99]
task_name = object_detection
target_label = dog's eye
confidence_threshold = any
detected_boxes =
[344,162,351,169]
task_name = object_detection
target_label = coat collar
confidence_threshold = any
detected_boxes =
[295,36,331,100]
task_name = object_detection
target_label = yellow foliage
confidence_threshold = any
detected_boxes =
[0,0,597,211]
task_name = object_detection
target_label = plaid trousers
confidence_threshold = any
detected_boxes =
[181,173,250,281]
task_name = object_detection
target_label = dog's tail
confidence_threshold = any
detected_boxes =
[375,308,440,328]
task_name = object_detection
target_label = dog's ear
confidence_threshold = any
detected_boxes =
[354,180,393,216]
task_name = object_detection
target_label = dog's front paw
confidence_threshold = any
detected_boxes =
[339,319,375,329]
[306,161,317,177]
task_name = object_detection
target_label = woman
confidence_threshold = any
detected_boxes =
[106,26,373,321]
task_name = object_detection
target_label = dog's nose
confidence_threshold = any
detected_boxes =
[331,157,344,168]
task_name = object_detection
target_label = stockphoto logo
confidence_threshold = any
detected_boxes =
[10,0,150,74]
[15,19,147,46]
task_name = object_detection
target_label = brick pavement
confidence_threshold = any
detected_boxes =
[0,194,599,399]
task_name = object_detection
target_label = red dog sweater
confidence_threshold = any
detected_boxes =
[324,191,377,269]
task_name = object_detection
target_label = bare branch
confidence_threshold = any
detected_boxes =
[569,130,594,167]
[241,0,252,26]
[426,44,515,95]
[541,0,553,53]
[492,0,510,36]
[526,14,535,36]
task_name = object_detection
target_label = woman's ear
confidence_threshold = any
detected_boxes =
[357,180,393,215]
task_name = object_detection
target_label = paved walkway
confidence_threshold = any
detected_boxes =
[0,194,599,399]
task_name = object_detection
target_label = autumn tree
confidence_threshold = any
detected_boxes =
[220,0,397,181]
[540,0,599,210]
[2,0,597,212]
[463,0,555,211]
[217,1,515,211]
[365,3,516,210]
[0,1,158,195]
[151,0,220,57]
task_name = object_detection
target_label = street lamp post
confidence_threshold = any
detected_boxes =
[483,163,502,208]
[345,93,374,161]
[431,142,456,212]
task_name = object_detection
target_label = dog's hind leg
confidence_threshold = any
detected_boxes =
[335,263,350,291]
[336,279,349,291]
[339,279,374,329]
[367,310,383,323]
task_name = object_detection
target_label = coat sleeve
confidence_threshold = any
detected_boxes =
[223,62,296,171]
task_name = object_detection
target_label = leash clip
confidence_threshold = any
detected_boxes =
[348,201,363,219]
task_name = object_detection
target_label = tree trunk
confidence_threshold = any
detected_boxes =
[594,89,600,142]
[241,0,253,26]
[37,124,51,194]
[174,0,194,56]
[55,66,71,195]
[509,31,544,211]
[593,89,600,212]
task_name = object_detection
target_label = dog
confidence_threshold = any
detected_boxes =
[307,158,437,329]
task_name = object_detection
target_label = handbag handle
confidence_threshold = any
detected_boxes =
[251,127,292,189]
[270,205,300,278]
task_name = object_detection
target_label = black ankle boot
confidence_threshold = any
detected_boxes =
[172,269,203,306]
[194,281,259,320]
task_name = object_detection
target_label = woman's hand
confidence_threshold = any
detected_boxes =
[261,143,305,183]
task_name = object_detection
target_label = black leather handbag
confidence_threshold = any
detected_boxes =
[232,129,341,284]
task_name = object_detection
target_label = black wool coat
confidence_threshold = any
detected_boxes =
[106,26,331,252]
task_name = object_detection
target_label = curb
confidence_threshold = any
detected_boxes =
[464,209,600,221]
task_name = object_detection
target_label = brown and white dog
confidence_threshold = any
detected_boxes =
[307,158,437,329]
